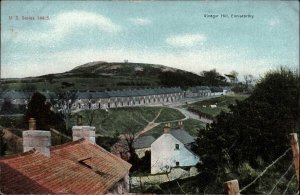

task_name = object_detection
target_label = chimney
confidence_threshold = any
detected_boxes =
[23,118,51,157]
[72,126,96,144]
[28,118,36,130]
[163,123,171,134]
[178,121,184,128]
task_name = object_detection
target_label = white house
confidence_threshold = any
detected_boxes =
[151,123,200,174]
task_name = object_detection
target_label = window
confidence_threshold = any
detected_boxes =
[175,144,179,150]
[176,161,180,167]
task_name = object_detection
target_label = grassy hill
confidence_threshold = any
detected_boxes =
[70,106,206,138]
[70,106,185,137]
[1,61,205,91]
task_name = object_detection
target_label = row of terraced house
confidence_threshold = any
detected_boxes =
[0,86,229,111]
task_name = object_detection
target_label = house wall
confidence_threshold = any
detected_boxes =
[151,134,199,174]
[135,147,150,158]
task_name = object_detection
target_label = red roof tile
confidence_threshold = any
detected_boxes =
[0,139,131,194]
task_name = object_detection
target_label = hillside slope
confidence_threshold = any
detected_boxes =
[1,61,204,91]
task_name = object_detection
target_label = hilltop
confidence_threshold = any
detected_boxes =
[1,61,205,91]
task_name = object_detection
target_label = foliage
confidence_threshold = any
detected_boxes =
[25,92,65,131]
[158,71,203,87]
[55,91,77,133]
[96,136,119,151]
[193,67,299,194]
[0,115,24,128]
[0,126,7,156]
[200,69,227,86]
[25,92,50,129]
[0,99,25,115]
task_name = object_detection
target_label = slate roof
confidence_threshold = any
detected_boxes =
[170,128,195,144]
[190,86,211,93]
[92,91,110,99]
[133,135,156,149]
[0,87,184,101]
[0,139,131,194]
[76,91,92,99]
[209,86,223,92]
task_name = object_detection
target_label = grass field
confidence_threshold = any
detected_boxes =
[71,107,185,137]
[182,94,249,117]
[143,118,207,138]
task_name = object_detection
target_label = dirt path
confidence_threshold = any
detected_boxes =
[171,107,213,124]
[134,96,218,138]
[135,109,162,137]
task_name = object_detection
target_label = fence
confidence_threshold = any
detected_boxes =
[224,133,299,195]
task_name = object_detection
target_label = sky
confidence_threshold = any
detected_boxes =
[1,1,299,79]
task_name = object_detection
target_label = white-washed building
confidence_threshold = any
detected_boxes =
[209,86,224,96]
[72,87,184,110]
[185,86,211,98]
[151,123,200,174]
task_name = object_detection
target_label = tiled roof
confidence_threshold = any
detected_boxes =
[0,139,131,194]
[133,135,155,149]
[170,129,195,144]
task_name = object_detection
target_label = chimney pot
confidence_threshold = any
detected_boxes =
[163,124,170,134]
[178,121,184,128]
[77,115,83,126]
[28,118,36,130]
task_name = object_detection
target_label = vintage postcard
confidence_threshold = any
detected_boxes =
[0,1,299,194]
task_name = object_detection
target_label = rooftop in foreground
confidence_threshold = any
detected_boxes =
[0,138,131,194]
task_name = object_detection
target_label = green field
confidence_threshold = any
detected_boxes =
[71,107,185,137]
[143,118,207,138]
[182,94,249,117]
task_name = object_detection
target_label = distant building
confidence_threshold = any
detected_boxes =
[151,122,200,174]
[186,86,211,98]
[209,86,224,96]
[0,121,131,194]
[73,87,184,110]
[0,90,31,105]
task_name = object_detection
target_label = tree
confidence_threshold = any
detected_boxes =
[243,74,255,92]
[200,69,227,86]
[0,98,18,115]
[124,127,140,173]
[225,70,239,84]
[55,91,77,133]
[0,126,7,156]
[25,92,64,131]
[244,74,254,85]
[25,92,50,130]
[194,67,299,194]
